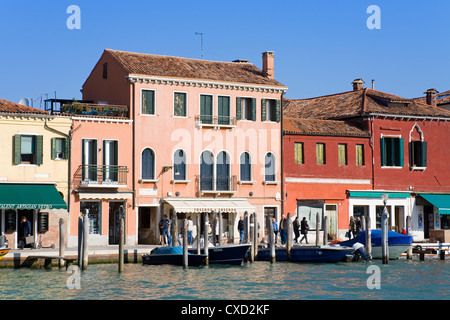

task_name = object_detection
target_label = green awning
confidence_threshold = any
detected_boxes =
[0,184,67,210]
[349,191,410,198]
[419,194,450,215]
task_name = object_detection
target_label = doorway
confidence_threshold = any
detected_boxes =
[138,207,157,244]
[324,204,338,240]
[17,209,34,248]
[109,201,125,245]
[264,207,278,242]
[424,205,434,239]
[394,206,405,233]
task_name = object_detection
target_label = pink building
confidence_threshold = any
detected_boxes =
[81,49,287,244]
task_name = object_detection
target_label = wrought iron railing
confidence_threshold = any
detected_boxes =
[195,115,237,127]
[196,175,237,192]
[73,165,128,187]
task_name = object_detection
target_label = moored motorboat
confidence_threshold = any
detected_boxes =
[256,244,355,262]
[142,246,207,266]
[189,244,251,265]
[338,230,412,260]
[0,248,10,261]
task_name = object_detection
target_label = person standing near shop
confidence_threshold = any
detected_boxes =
[237,216,245,244]
[20,216,31,249]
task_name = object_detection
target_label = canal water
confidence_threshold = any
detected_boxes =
[0,258,448,300]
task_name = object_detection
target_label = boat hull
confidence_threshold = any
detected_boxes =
[369,245,411,260]
[257,245,354,262]
[142,253,207,266]
[0,248,10,261]
[189,244,251,265]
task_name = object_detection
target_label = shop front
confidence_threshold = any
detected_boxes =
[0,183,67,249]
[418,194,450,242]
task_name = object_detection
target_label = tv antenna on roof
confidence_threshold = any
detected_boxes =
[195,32,204,59]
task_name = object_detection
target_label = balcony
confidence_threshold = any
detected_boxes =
[44,99,129,118]
[73,165,129,188]
[196,175,237,195]
[195,115,237,129]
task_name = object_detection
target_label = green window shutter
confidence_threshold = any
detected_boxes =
[380,137,385,166]
[35,135,43,166]
[251,98,256,121]
[408,141,413,168]
[398,138,404,167]
[13,135,21,165]
[275,99,281,122]
[51,138,56,160]
[294,143,303,164]
[236,97,242,120]
[420,141,427,167]
[142,90,155,115]
[65,138,70,160]
[261,99,267,121]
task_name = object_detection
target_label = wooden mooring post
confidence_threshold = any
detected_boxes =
[406,216,412,259]
[381,204,389,265]
[365,215,372,256]
[59,218,65,269]
[183,218,188,269]
[196,214,201,255]
[267,214,275,263]
[315,213,320,246]
[249,213,255,263]
[82,214,89,270]
[323,215,328,245]
[286,213,292,260]
[253,213,258,258]
[203,212,209,266]
[118,217,124,273]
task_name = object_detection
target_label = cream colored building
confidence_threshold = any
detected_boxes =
[0,99,71,249]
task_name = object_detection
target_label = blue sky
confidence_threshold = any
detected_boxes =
[1,1,449,107]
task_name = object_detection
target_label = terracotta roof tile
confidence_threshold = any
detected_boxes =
[105,49,286,87]
[284,88,450,120]
[284,117,370,137]
[0,99,48,115]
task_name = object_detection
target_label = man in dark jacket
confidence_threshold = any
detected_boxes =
[237,216,245,244]
[20,216,32,249]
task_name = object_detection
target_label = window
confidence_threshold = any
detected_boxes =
[236,97,256,121]
[409,141,427,168]
[216,151,230,190]
[217,96,230,125]
[82,139,98,181]
[173,149,186,180]
[294,142,304,164]
[13,134,43,165]
[174,92,187,117]
[338,144,347,166]
[356,144,365,166]
[103,140,118,182]
[141,148,155,180]
[200,151,214,190]
[381,137,403,167]
[80,201,101,234]
[261,99,280,122]
[102,63,108,79]
[265,152,276,182]
[200,95,213,124]
[240,152,252,182]
[142,90,155,115]
[316,143,326,165]
[51,138,68,160]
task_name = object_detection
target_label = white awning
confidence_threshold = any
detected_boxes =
[78,192,133,200]
[164,198,255,213]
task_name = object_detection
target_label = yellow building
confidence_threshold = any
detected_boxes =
[0,99,71,249]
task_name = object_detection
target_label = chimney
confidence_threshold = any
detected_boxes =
[262,51,275,79]
[424,88,439,106]
[352,78,365,91]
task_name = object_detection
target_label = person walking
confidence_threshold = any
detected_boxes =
[187,216,194,245]
[280,214,288,244]
[158,215,170,246]
[20,216,32,249]
[237,216,245,244]
[348,216,356,239]
[293,217,300,243]
[300,217,309,244]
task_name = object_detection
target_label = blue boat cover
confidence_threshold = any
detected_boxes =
[152,246,185,255]
[340,230,412,247]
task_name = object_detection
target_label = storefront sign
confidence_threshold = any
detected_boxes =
[0,204,54,210]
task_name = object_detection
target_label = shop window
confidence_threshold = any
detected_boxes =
[80,201,101,234]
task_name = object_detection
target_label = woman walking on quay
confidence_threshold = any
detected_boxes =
[348,216,355,239]
[300,217,309,244]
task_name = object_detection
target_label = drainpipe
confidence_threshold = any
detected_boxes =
[280,91,285,220]
[131,81,136,212]
[44,117,72,214]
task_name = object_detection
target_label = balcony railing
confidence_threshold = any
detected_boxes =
[61,103,129,118]
[195,115,237,128]
[73,165,128,188]
[196,175,237,194]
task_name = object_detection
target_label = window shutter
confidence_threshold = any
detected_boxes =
[408,141,413,168]
[35,135,43,166]
[398,138,404,167]
[420,141,427,167]
[275,99,281,122]
[236,97,242,120]
[380,137,385,166]
[13,135,21,165]
[261,99,267,121]
[251,98,256,121]
[51,138,56,160]
[64,138,70,160]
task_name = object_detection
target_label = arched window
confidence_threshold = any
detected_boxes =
[173,149,186,180]
[142,148,155,180]
[200,151,214,191]
[240,152,252,182]
[265,152,276,182]
[216,151,230,191]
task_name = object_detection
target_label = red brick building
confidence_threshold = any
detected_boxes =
[284,79,450,241]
